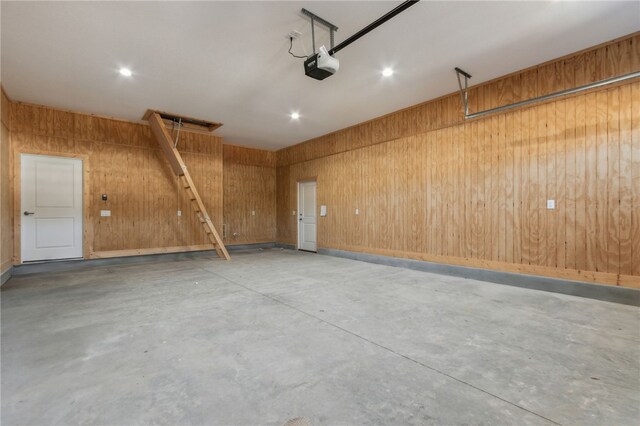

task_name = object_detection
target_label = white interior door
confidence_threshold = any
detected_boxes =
[298,181,317,252]
[21,154,83,262]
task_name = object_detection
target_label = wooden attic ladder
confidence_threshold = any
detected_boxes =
[145,110,230,260]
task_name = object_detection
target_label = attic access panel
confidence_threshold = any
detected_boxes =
[142,109,223,134]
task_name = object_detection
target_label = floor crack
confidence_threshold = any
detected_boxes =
[201,265,562,426]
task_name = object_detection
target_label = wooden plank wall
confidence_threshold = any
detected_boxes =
[278,34,640,167]
[276,33,640,288]
[223,145,276,245]
[1,88,12,274]
[6,101,276,261]
[9,102,223,259]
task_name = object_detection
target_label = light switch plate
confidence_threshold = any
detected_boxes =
[355,208,359,215]
[252,210,256,216]
[320,205,327,217]
[100,210,111,217]
[177,210,182,217]
[292,210,296,216]
[547,199,555,209]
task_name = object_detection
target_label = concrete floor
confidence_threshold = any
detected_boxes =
[1,249,639,425]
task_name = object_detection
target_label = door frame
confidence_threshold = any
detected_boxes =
[296,178,317,252]
[13,150,92,264]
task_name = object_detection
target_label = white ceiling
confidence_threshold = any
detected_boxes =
[2,1,638,150]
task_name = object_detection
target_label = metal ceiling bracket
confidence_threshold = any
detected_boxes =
[455,67,472,117]
[301,8,338,52]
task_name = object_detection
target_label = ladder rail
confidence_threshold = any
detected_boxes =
[147,112,230,260]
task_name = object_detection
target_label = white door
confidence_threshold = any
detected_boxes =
[298,181,317,252]
[21,154,83,261]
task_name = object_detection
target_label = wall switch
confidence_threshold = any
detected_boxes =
[547,199,555,209]
[252,210,256,216]
[355,208,359,215]
[177,210,182,217]
[292,210,296,216]
[100,210,111,217]
[320,205,327,216]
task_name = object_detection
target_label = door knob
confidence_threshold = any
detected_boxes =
[23,211,35,216]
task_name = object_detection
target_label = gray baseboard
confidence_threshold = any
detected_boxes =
[318,248,640,306]
[227,242,276,251]
[11,243,281,277]
[275,242,296,250]
[1,266,13,285]
[12,250,218,276]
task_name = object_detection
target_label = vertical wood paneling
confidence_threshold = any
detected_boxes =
[276,34,640,287]
[619,84,633,275]
[595,91,609,272]
[585,93,598,271]
[223,144,276,245]
[277,34,640,168]
[1,89,12,273]
[223,161,276,245]
[537,105,547,267]
[277,83,638,287]
[632,82,640,276]
[8,104,276,258]
[607,88,621,274]
[505,113,514,264]
[7,102,276,258]
[513,110,522,265]
[575,94,587,272]
[556,99,566,270]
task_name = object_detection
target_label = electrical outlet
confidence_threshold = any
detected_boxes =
[100,210,111,217]
[287,30,302,39]
[292,210,296,216]
[251,210,256,216]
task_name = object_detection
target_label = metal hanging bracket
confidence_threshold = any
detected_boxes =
[301,8,338,53]
[455,67,472,117]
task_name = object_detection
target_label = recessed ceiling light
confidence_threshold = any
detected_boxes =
[119,67,132,77]
[382,68,394,77]
[291,112,300,120]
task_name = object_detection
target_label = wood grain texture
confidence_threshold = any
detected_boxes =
[223,145,276,245]
[9,103,222,260]
[277,33,640,167]
[632,81,640,276]
[91,244,215,259]
[7,101,276,262]
[276,33,640,288]
[1,88,11,273]
[147,112,229,260]
[224,144,276,167]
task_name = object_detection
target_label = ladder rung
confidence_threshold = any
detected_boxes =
[147,111,230,261]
